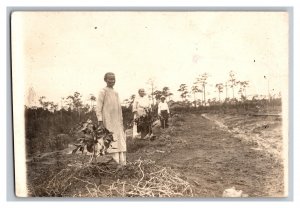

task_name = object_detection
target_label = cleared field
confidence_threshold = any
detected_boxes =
[26,112,285,197]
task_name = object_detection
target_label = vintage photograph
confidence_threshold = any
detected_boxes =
[11,11,289,198]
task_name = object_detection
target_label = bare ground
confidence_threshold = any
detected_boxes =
[26,112,285,197]
[127,113,285,197]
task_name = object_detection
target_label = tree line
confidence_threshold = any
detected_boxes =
[25,70,281,152]
[122,70,279,109]
[177,70,251,107]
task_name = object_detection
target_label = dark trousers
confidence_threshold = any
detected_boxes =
[160,110,169,129]
[137,124,150,139]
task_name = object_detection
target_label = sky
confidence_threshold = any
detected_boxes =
[11,11,289,107]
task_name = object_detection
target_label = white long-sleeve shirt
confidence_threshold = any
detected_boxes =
[158,102,170,114]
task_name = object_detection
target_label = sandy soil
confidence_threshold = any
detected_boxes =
[128,113,285,197]
[26,112,285,197]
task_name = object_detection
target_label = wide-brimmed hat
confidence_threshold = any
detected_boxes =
[160,96,166,99]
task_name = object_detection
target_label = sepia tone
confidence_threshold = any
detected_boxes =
[12,11,289,198]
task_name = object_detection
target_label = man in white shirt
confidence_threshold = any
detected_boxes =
[158,96,170,129]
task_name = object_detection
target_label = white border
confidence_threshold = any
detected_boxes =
[2,1,299,208]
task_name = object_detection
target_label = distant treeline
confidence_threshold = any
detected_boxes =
[25,97,281,138]
[24,97,281,155]
[169,97,282,114]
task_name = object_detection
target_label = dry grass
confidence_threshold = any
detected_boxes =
[28,159,193,197]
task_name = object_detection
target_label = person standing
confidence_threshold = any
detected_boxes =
[158,96,170,129]
[96,72,126,165]
[132,88,151,139]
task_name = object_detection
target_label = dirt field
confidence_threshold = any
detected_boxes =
[26,112,285,197]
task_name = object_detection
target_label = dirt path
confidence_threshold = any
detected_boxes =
[27,113,285,197]
[130,113,284,197]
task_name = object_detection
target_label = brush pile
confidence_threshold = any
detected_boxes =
[28,159,193,197]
